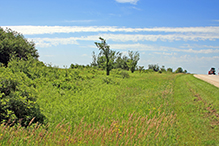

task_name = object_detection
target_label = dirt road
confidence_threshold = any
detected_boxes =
[194,74,219,88]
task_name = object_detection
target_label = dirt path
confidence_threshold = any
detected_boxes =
[194,74,219,88]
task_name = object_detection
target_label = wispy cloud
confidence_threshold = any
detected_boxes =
[213,20,219,22]
[30,37,79,48]
[180,44,219,49]
[31,33,219,45]
[30,36,219,54]
[110,43,219,54]
[115,0,139,5]
[29,33,219,47]
[3,26,219,35]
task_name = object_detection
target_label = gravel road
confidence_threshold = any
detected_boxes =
[194,74,219,88]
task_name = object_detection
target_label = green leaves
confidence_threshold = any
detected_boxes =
[127,51,140,73]
[0,67,45,127]
[0,27,39,66]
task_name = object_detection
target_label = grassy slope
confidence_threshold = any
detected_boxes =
[173,74,219,145]
[1,66,219,145]
[35,69,219,145]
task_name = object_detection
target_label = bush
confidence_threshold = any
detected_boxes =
[102,77,113,84]
[167,68,173,72]
[0,68,45,127]
[0,27,39,66]
[144,69,155,73]
[175,67,183,73]
[121,71,130,79]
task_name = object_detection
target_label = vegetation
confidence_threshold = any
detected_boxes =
[0,27,39,66]
[94,37,139,74]
[0,57,219,145]
[94,37,116,75]
[148,64,160,72]
[127,51,140,73]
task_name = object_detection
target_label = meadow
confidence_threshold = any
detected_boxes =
[0,58,219,145]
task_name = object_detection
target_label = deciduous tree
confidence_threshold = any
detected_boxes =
[95,37,116,75]
[127,51,140,73]
[0,27,39,66]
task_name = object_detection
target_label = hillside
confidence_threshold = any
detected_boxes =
[0,58,219,145]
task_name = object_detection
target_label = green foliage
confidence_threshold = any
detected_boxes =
[121,71,130,79]
[148,64,159,72]
[90,51,98,67]
[70,63,88,69]
[167,68,173,72]
[114,53,129,70]
[160,65,166,72]
[127,51,140,73]
[144,69,155,73]
[0,67,45,127]
[0,27,39,66]
[138,66,144,72]
[175,67,183,73]
[95,37,119,75]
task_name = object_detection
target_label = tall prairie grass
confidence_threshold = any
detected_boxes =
[0,109,177,145]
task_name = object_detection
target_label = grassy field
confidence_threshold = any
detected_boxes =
[0,62,219,145]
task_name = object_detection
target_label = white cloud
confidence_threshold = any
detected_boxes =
[86,33,219,42]
[115,0,139,4]
[31,35,219,54]
[110,43,219,54]
[154,52,177,56]
[2,26,219,35]
[29,37,79,48]
[180,44,219,49]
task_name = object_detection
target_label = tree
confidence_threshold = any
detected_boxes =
[114,53,129,70]
[138,66,144,73]
[95,37,116,75]
[160,65,166,72]
[0,27,39,66]
[167,68,173,72]
[127,51,140,73]
[97,55,106,69]
[148,64,159,72]
[175,67,183,73]
[91,51,97,67]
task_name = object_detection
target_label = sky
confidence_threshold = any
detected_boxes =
[1,0,219,74]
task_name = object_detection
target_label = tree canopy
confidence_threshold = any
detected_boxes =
[127,51,140,73]
[0,27,39,66]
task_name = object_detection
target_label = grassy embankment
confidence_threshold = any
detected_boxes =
[0,62,219,145]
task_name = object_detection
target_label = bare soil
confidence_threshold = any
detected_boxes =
[194,74,219,88]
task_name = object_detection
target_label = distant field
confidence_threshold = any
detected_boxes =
[1,63,219,145]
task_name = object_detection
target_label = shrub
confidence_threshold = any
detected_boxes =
[175,67,183,73]
[102,77,113,84]
[167,68,173,72]
[144,69,155,73]
[0,68,45,127]
[121,71,130,79]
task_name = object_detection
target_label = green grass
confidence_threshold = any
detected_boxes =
[0,63,219,145]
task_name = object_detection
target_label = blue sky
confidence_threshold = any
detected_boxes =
[1,0,219,74]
